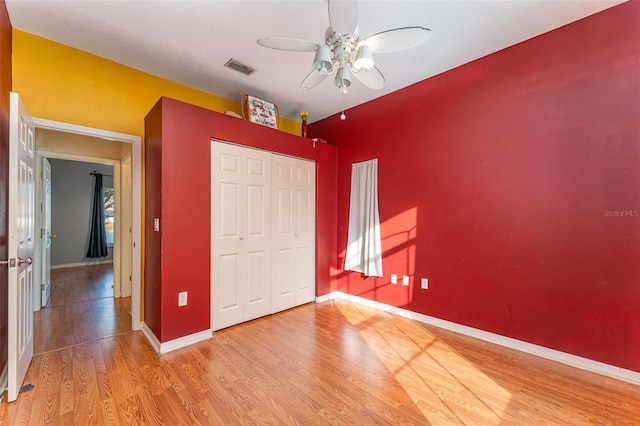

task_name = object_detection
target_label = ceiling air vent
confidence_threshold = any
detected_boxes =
[224,58,255,76]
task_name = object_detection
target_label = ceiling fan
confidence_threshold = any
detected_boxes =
[257,0,432,94]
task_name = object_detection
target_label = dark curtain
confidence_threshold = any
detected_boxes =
[86,173,108,258]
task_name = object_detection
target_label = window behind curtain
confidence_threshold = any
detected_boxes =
[103,186,115,245]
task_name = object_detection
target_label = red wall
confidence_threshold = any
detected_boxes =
[310,2,640,372]
[0,0,11,375]
[145,97,337,342]
[143,101,163,338]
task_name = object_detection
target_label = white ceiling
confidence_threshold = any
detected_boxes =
[6,0,625,123]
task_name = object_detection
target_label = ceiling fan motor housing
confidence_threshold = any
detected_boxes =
[325,26,360,48]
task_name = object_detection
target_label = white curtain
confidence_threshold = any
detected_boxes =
[345,159,383,277]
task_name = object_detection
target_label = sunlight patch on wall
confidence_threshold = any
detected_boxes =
[339,207,419,306]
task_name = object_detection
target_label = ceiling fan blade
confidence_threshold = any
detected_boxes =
[301,69,330,90]
[257,38,321,52]
[328,0,358,36]
[359,27,432,54]
[352,65,385,90]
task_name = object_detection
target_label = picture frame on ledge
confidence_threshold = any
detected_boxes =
[242,94,279,129]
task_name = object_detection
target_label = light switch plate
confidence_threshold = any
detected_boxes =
[178,291,188,306]
[391,274,397,284]
[402,275,409,286]
[421,278,429,289]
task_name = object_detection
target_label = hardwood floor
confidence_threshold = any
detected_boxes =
[34,264,131,354]
[2,297,639,424]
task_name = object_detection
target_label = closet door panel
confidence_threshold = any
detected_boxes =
[245,250,270,320]
[293,159,316,304]
[242,150,272,321]
[214,254,243,330]
[219,183,240,238]
[272,155,316,310]
[211,142,272,331]
[273,248,295,313]
[297,189,312,234]
[212,145,244,330]
[272,163,296,313]
[246,185,266,236]
[295,245,315,303]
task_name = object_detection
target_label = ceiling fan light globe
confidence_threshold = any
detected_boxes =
[313,46,334,75]
[334,66,351,93]
[354,45,374,70]
[316,63,333,75]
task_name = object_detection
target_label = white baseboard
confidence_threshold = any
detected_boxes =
[141,323,161,353]
[141,323,212,354]
[315,293,335,304]
[317,291,640,386]
[51,260,113,269]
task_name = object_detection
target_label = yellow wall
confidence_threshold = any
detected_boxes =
[12,30,299,136]
[12,29,300,321]
[36,128,132,160]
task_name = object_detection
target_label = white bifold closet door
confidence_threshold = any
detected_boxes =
[210,142,272,331]
[271,154,316,313]
[211,141,315,331]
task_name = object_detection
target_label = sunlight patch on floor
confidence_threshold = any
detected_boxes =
[336,300,512,424]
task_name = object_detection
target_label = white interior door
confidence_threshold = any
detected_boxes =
[41,158,52,307]
[272,155,316,313]
[8,92,35,402]
[243,150,272,321]
[211,142,271,331]
[292,158,316,305]
[120,154,132,297]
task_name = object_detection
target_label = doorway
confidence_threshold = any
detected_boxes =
[32,119,142,331]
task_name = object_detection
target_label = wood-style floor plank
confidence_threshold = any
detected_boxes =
[34,264,131,354]
[1,287,639,424]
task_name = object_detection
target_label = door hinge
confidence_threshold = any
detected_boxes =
[41,284,45,291]
[41,228,46,237]
[129,275,132,282]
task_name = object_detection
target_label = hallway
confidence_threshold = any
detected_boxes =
[34,264,131,354]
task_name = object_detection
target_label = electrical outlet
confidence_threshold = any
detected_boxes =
[421,278,429,289]
[391,274,398,284]
[178,291,188,306]
[402,275,409,286]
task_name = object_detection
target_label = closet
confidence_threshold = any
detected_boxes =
[144,96,335,346]
[210,141,316,331]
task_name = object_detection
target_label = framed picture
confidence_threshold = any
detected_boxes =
[242,95,279,129]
